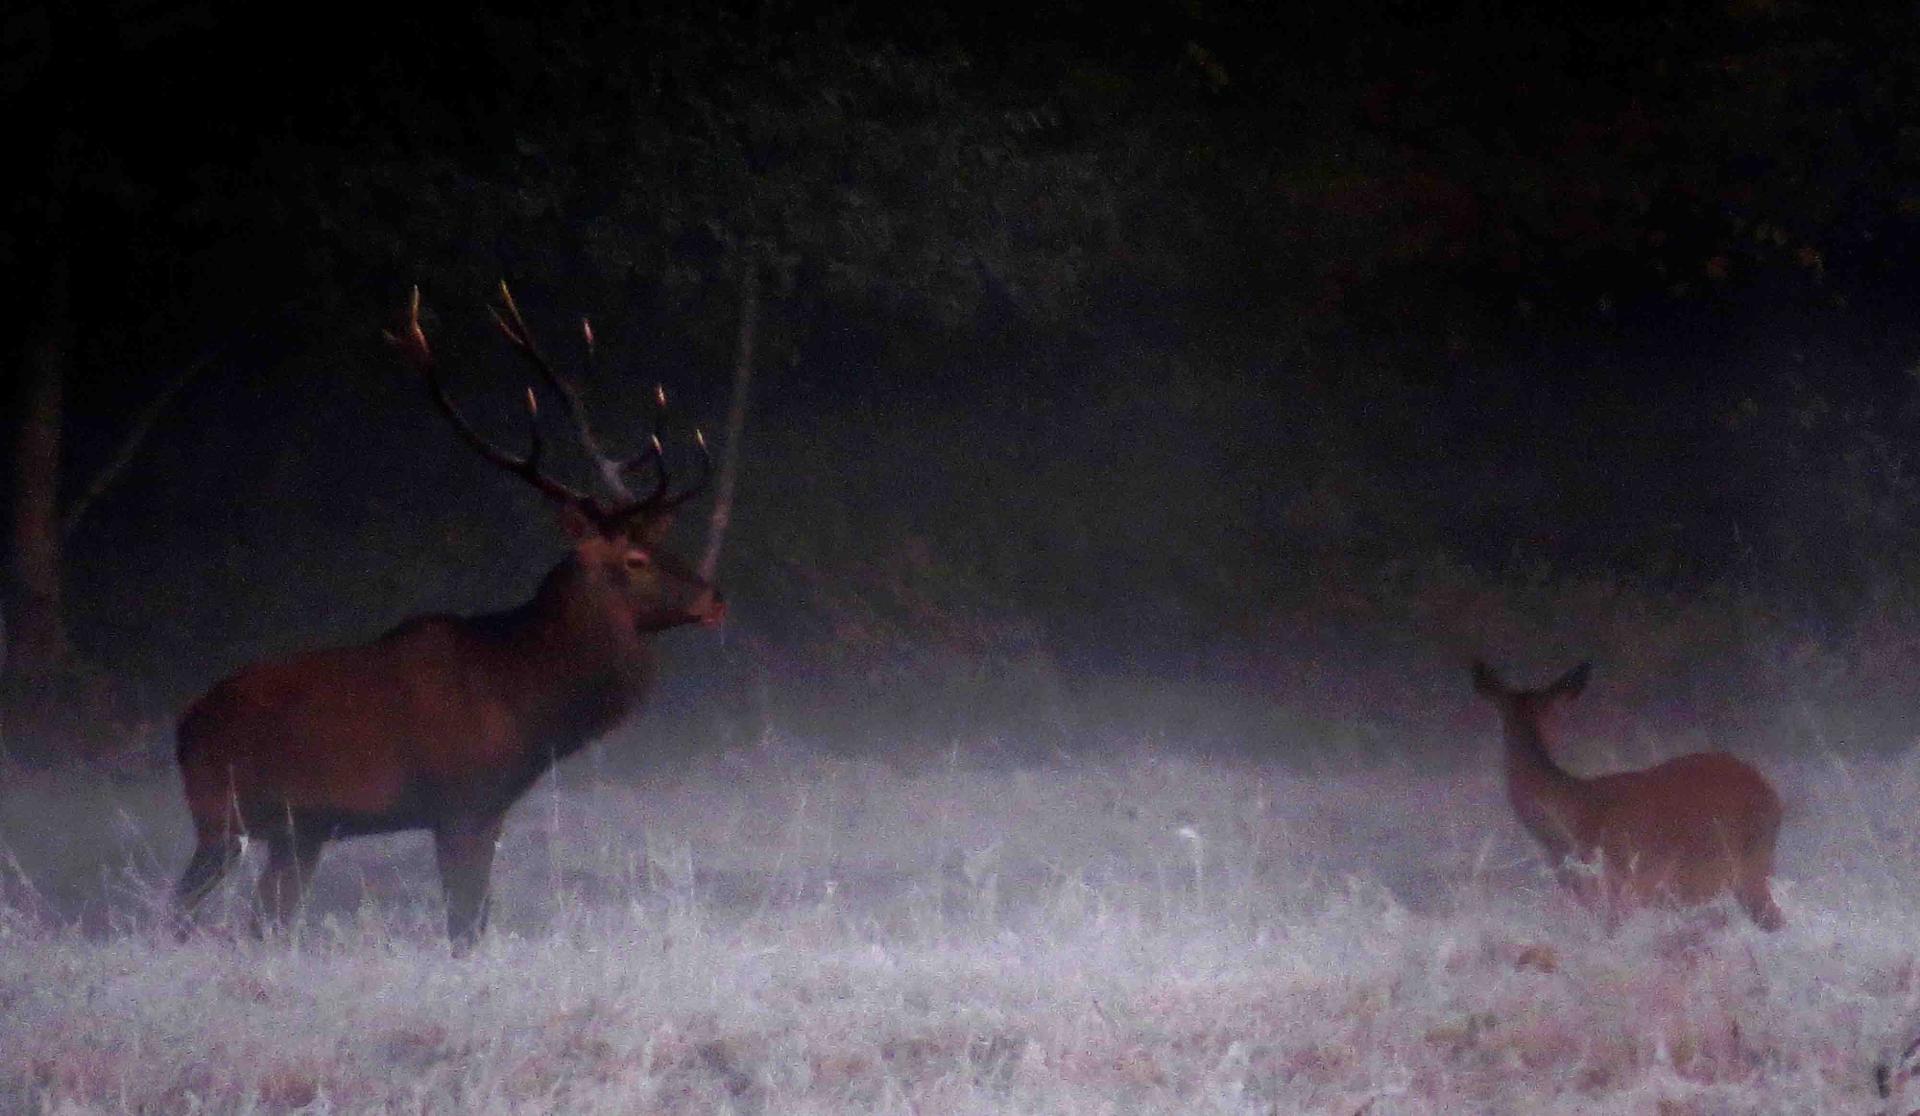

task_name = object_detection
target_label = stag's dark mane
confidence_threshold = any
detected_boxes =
[417,555,580,645]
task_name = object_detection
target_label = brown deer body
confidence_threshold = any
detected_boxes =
[1471,661,1784,931]
[174,287,723,948]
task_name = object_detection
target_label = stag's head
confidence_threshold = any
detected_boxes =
[387,284,725,633]
[558,499,725,633]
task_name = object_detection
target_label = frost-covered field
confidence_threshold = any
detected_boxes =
[5,740,1920,1114]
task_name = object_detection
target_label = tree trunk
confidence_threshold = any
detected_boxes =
[8,249,73,679]
[700,247,760,583]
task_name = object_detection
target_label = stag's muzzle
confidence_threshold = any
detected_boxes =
[695,588,727,628]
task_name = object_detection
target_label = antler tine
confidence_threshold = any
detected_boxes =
[603,388,709,524]
[489,281,633,500]
[617,431,670,506]
[606,383,671,508]
[386,287,592,511]
[656,426,712,510]
[642,382,673,502]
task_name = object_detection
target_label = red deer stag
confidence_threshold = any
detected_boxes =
[1471,661,1784,931]
[173,286,725,949]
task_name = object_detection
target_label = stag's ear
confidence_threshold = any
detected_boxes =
[1547,662,1591,701]
[559,502,597,541]
[1470,660,1503,697]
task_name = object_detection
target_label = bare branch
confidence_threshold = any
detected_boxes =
[60,347,217,541]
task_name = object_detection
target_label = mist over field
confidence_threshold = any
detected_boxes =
[6,683,1920,1112]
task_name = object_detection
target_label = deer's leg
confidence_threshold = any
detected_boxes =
[435,814,505,954]
[173,830,243,935]
[1736,840,1785,931]
[1554,860,1604,920]
[1557,857,1631,933]
[1590,876,1629,935]
[253,826,325,935]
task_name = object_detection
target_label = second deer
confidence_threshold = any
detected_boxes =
[1471,661,1785,931]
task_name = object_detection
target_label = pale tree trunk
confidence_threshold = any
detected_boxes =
[700,247,760,583]
[701,246,772,748]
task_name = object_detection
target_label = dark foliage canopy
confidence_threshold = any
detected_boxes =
[7,0,1920,756]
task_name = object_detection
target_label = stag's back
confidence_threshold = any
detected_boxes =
[176,615,520,827]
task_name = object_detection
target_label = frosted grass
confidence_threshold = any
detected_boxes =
[2,742,1917,1113]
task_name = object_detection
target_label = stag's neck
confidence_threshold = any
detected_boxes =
[479,557,656,760]
[1502,717,1592,859]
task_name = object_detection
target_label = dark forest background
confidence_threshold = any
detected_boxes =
[8,0,1920,766]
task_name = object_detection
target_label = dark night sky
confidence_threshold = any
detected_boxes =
[9,0,1920,756]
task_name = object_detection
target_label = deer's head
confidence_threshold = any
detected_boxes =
[1471,660,1590,733]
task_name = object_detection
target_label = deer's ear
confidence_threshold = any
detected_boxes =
[1548,662,1591,700]
[559,503,597,541]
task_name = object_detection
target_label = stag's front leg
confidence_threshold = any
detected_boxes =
[254,827,325,936]
[434,814,505,953]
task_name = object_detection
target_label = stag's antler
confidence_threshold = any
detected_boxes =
[384,286,591,511]
[487,281,661,500]
[385,285,711,527]
[619,382,712,514]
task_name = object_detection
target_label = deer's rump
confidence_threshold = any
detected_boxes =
[1583,751,1782,890]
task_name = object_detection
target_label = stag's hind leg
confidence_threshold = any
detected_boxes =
[173,831,243,936]
[1738,881,1784,931]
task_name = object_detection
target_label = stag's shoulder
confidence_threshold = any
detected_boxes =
[378,611,517,651]
[382,603,536,646]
